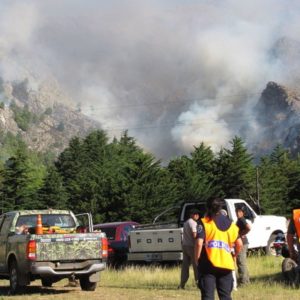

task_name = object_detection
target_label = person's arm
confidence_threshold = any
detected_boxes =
[287,219,298,261]
[233,237,243,256]
[195,238,204,265]
[238,218,251,236]
[287,233,297,261]
[194,222,204,265]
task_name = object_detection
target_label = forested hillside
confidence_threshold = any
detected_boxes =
[0,78,99,156]
[0,129,299,222]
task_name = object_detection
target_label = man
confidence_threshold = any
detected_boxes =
[236,206,251,285]
[179,208,200,289]
[287,209,300,263]
[195,198,242,300]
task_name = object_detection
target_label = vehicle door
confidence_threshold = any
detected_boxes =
[0,214,13,272]
[75,213,94,232]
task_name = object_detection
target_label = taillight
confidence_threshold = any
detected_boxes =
[101,237,108,258]
[26,240,36,261]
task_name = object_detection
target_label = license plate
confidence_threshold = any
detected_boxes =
[145,253,162,261]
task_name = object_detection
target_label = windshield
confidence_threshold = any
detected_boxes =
[16,214,76,229]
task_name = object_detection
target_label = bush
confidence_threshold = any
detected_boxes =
[44,107,52,115]
[10,103,39,131]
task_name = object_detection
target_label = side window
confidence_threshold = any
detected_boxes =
[0,216,13,235]
[234,204,254,220]
[121,225,132,241]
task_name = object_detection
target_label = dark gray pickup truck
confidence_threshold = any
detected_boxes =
[0,209,107,294]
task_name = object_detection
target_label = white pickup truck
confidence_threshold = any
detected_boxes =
[127,199,287,263]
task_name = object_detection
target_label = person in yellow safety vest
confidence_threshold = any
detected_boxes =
[287,209,300,263]
[195,198,243,300]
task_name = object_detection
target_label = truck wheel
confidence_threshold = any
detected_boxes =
[79,276,97,291]
[41,278,53,287]
[265,234,277,256]
[282,258,298,284]
[9,260,22,295]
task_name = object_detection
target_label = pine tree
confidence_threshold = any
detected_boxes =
[37,166,68,209]
[0,147,45,211]
[167,143,217,204]
[214,137,254,200]
[259,146,300,216]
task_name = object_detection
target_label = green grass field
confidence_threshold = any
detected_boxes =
[0,255,299,299]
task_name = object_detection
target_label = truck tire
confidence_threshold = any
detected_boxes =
[79,276,97,291]
[41,278,53,287]
[265,234,277,256]
[9,260,22,295]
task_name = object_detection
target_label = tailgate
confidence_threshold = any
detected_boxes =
[34,233,102,261]
[129,228,183,252]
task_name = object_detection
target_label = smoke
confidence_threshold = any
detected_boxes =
[1,0,300,160]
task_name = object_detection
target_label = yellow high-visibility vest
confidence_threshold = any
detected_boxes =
[292,209,300,239]
[202,216,239,270]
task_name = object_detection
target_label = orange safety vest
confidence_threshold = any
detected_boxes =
[292,209,300,238]
[202,217,239,270]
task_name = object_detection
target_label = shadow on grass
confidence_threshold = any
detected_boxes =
[0,285,72,296]
[250,271,297,288]
[101,284,197,291]
[251,271,282,282]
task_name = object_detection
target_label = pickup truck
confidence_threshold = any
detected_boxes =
[0,209,107,294]
[127,199,287,263]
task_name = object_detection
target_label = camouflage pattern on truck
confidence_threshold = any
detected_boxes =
[34,233,102,261]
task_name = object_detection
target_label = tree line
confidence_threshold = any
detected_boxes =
[0,129,299,223]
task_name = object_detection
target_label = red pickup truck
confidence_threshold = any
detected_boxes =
[94,221,138,268]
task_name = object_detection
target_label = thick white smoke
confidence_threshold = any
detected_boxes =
[1,0,300,160]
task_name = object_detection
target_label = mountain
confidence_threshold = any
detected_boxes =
[0,77,100,156]
[1,74,300,161]
[253,81,300,157]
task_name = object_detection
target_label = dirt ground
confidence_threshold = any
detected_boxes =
[0,280,199,300]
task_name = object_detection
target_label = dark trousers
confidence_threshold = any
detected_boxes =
[198,269,233,300]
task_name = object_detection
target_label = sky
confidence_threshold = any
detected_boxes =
[1,0,300,160]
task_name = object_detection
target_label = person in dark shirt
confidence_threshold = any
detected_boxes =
[235,206,251,285]
[195,198,242,300]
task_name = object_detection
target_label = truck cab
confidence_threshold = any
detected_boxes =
[180,199,287,253]
[128,199,287,263]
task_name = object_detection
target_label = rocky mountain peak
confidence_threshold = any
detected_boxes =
[0,77,100,156]
[259,81,300,115]
[253,81,300,156]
